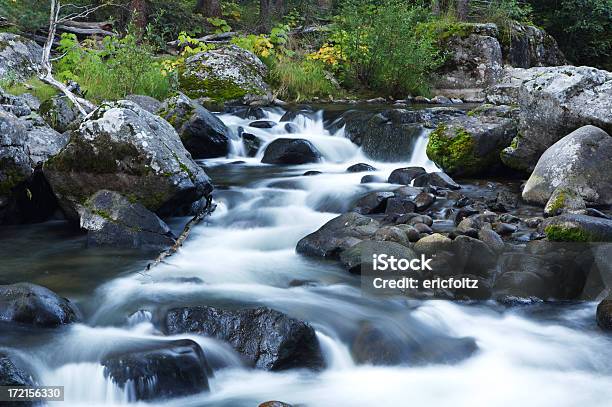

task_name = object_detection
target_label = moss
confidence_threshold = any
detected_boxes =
[91,208,113,221]
[426,124,479,175]
[0,162,28,195]
[546,191,567,214]
[0,77,58,102]
[544,225,589,242]
[179,73,252,102]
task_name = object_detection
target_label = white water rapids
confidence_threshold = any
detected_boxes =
[4,107,612,407]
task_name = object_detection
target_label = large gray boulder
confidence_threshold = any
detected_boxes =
[164,306,324,371]
[502,22,566,68]
[158,93,231,158]
[79,190,176,249]
[179,45,270,102]
[522,126,612,206]
[0,283,79,327]
[542,214,612,242]
[43,100,213,220]
[494,66,612,171]
[0,33,42,81]
[426,114,517,176]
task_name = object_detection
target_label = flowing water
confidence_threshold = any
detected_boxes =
[1,107,611,407]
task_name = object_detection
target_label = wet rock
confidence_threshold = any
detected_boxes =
[499,66,612,171]
[478,228,505,254]
[388,167,427,185]
[44,100,213,220]
[374,226,409,246]
[0,352,34,388]
[284,123,299,133]
[496,223,517,235]
[259,402,293,407]
[397,225,421,242]
[303,170,321,176]
[164,306,323,371]
[102,339,210,401]
[352,191,393,215]
[179,45,270,102]
[347,163,377,173]
[360,175,385,183]
[0,33,42,81]
[227,106,266,120]
[125,95,162,114]
[296,212,379,259]
[413,172,461,190]
[340,240,416,274]
[158,93,231,158]
[249,120,277,129]
[431,95,452,104]
[414,223,433,234]
[542,214,612,242]
[39,96,80,133]
[385,198,416,216]
[413,233,453,255]
[426,114,517,176]
[596,299,612,330]
[414,191,435,211]
[262,138,321,165]
[352,322,477,366]
[80,190,176,249]
[522,126,612,206]
[280,109,317,122]
[241,132,262,157]
[394,186,423,199]
[405,214,433,227]
[0,283,79,327]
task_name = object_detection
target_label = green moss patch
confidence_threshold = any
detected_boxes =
[544,225,590,242]
[426,124,479,175]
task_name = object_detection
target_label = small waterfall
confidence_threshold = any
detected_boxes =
[317,331,355,370]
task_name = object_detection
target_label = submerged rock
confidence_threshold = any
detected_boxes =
[522,126,612,206]
[0,33,42,81]
[426,114,517,176]
[102,339,210,401]
[346,163,377,173]
[596,298,612,330]
[79,190,176,249]
[261,138,321,164]
[158,93,231,158]
[179,45,270,103]
[164,306,324,371]
[0,283,79,327]
[43,100,213,220]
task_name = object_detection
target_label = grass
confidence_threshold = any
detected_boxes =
[268,58,340,102]
[0,77,58,102]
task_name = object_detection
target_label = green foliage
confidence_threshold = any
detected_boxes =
[231,23,291,61]
[529,0,612,69]
[0,0,52,33]
[332,0,441,97]
[0,76,58,102]
[207,17,232,34]
[544,225,589,242]
[54,33,171,102]
[268,58,339,101]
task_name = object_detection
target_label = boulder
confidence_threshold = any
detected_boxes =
[352,191,393,215]
[241,132,263,157]
[102,339,210,401]
[596,299,612,330]
[158,93,231,158]
[261,138,321,165]
[522,126,612,206]
[249,120,276,129]
[179,45,270,102]
[502,22,566,68]
[542,214,612,242]
[0,33,42,81]
[0,352,34,387]
[0,283,79,327]
[413,172,460,190]
[125,95,162,114]
[500,66,612,171]
[385,197,417,217]
[39,96,80,133]
[0,110,31,199]
[259,402,293,407]
[340,240,416,274]
[164,306,324,371]
[414,191,435,211]
[426,114,517,176]
[388,167,426,185]
[43,101,213,220]
[79,190,176,249]
[296,212,379,259]
[543,188,586,217]
[346,163,376,173]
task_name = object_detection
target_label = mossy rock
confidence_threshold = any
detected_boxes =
[542,214,612,242]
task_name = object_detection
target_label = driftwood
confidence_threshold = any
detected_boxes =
[288,25,331,36]
[166,31,237,47]
[145,196,216,271]
[40,0,97,115]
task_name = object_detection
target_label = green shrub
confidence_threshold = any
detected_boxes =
[54,33,172,102]
[332,0,441,97]
[268,58,338,101]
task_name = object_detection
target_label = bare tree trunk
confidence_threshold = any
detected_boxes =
[317,0,332,10]
[196,0,223,17]
[40,0,95,116]
[432,0,441,15]
[129,0,147,33]
[258,0,271,33]
[456,0,470,21]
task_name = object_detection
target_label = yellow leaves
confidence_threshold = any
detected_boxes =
[253,36,274,57]
[307,43,344,66]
